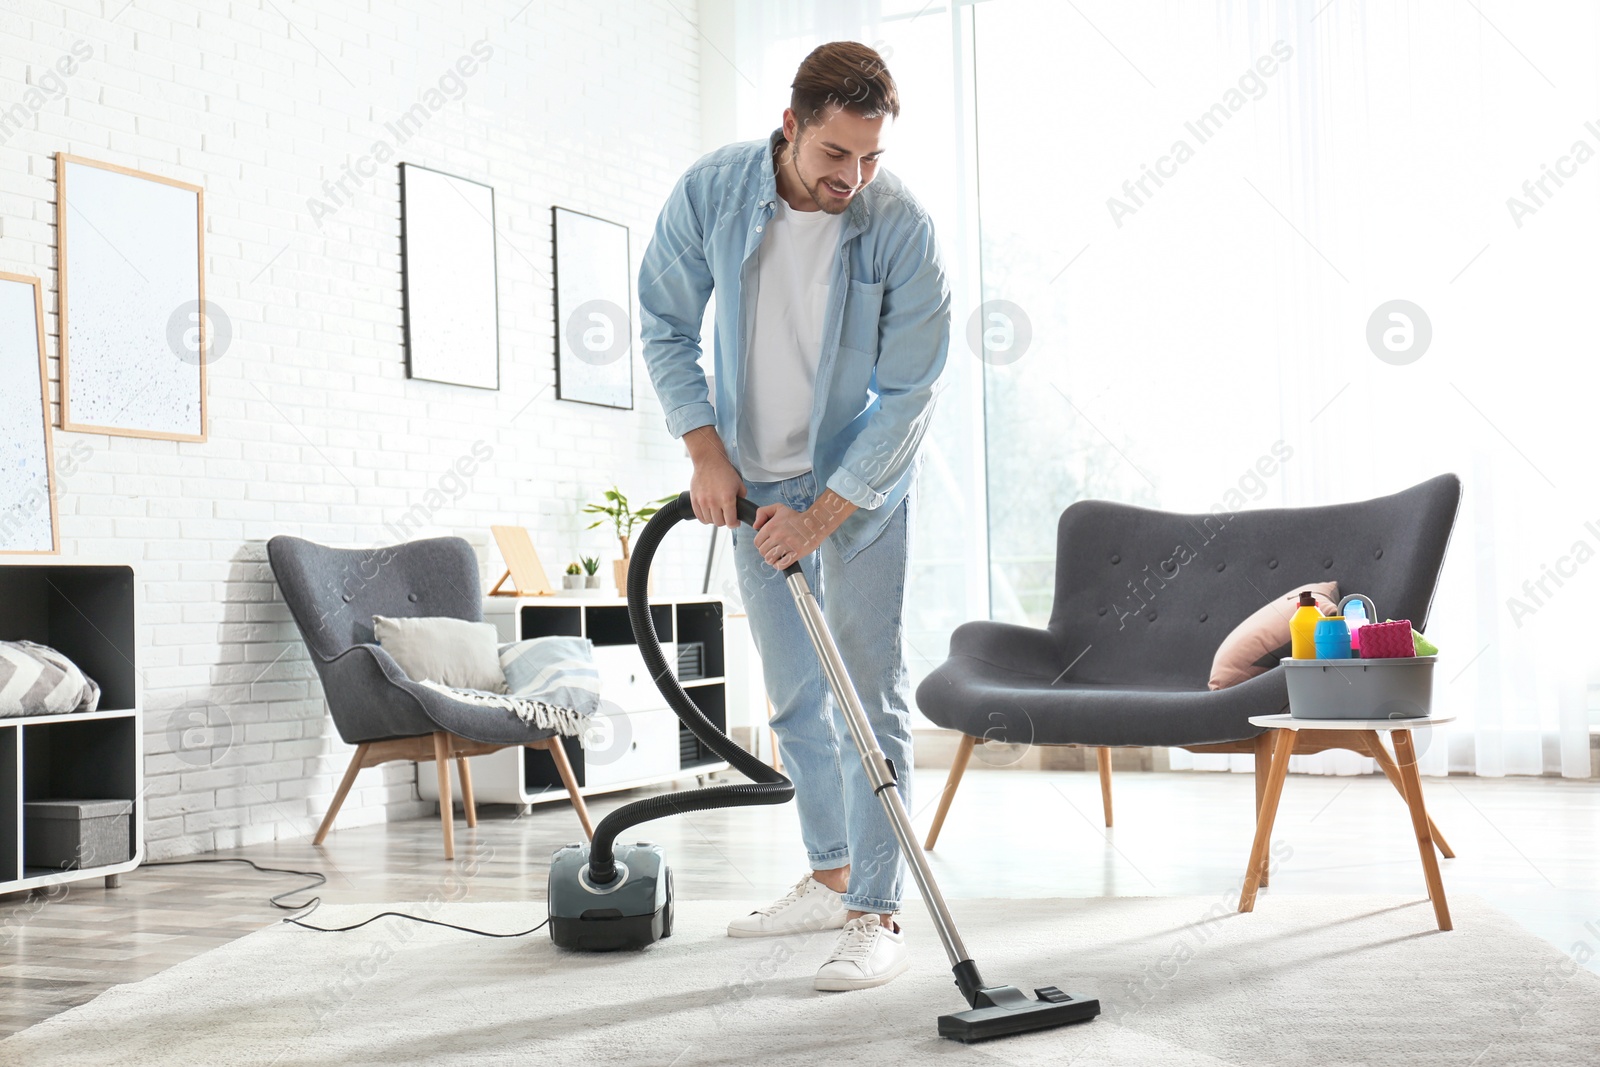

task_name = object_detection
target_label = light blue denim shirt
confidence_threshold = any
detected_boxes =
[638,129,951,563]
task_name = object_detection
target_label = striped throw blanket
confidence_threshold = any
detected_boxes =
[0,641,102,717]
[417,635,599,737]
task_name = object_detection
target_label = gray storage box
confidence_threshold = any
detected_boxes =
[24,798,133,870]
[1283,656,1436,720]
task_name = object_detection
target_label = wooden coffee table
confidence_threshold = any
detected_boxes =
[1237,712,1456,931]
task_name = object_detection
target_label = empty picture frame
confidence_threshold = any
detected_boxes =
[400,163,500,390]
[57,153,207,441]
[0,272,58,554]
[553,206,633,409]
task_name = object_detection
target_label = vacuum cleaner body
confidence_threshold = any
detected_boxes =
[548,842,674,951]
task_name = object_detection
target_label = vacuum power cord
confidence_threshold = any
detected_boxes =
[142,857,548,938]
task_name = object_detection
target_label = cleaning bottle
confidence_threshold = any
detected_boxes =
[1289,591,1323,660]
[1343,597,1369,656]
[1314,616,1352,659]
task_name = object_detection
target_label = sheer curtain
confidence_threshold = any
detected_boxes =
[708,0,1596,777]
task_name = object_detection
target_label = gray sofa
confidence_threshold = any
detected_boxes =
[915,474,1461,845]
[268,534,592,858]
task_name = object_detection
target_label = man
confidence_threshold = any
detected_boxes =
[638,41,950,991]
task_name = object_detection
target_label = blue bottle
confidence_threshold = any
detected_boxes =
[1314,617,1352,659]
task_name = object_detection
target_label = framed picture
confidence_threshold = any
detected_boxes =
[399,163,500,390]
[0,272,58,554]
[56,153,207,441]
[552,206,633,409]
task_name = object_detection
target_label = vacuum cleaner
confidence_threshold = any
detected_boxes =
[547,491,1100,1042]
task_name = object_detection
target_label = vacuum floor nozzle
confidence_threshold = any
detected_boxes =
[937,984,1101,1043]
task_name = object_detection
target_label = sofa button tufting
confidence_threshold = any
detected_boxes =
[1215,562,1225,572]
[408,593,419,602]
[1374,548,1384,560]
[1268,559,1278,569]
[341,593,353,603]
[1110,554,1121,564]
[1146,612,1157,622]
[1323,558,1333,568]
[1098,606,1107,616]
[1199,612,1208,622]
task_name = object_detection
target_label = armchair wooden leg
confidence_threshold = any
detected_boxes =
[456,753,478,829]
[1363,733,1454,858]
[432,731,455,861]
[1254,732,1273,887]
[1095,747,1114,828]
[314,744,369,846]
[536,737,593,840]
[924,734,976,850]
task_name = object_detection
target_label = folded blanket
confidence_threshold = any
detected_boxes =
[0,640,101,717]
[416,635,599,738]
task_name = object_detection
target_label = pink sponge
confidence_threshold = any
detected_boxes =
[1360,619,1416,658]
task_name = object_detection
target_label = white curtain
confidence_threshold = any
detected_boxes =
[709,0,1596,777]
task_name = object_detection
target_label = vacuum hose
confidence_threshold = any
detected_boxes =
[585,491,798,885]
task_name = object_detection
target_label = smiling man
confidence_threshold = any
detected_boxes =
[638,41,951,991]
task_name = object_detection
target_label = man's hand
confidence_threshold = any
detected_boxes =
[685,425,745,527]
[752,490,858,570]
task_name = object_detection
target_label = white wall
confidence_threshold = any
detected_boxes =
[0,0,709,857]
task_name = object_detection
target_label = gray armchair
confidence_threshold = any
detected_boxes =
[267,534,592,858]
[916,474,1462,851]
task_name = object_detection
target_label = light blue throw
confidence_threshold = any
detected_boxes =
[416,636,600,737]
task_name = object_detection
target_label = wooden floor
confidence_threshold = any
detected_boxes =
[1,767,1596,1037]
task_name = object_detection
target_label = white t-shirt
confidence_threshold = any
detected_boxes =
[737,196,844,482]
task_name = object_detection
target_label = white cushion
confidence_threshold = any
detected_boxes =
[372,615,507,692]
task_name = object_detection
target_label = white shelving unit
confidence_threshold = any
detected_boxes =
[421,593,730,810]
[0,560,143,892]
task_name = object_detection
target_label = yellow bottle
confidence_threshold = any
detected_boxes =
[1289,591,1323,660]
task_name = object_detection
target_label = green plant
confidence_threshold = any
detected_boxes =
[583,486,675,557]
[580,555,600,576]
[565,561,581,575]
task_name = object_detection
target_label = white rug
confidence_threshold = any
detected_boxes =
[4,894,1597,1066]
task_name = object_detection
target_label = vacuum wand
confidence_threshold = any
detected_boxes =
[784,569,971,973]
[758,499,1100,1041]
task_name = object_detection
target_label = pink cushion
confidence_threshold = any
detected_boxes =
[1208,582,1340,690]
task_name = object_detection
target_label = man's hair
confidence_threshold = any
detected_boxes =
[790,41,899,131]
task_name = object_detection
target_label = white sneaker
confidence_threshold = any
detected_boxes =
[727,874,849,938]
[813,914,909,991]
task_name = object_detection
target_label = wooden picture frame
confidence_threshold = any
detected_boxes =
[56,153,207,442]
[399,163,501,390]
[0,272,59,554]
[552,206,634,409]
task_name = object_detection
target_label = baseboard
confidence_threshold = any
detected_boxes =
[728,725,1168,773]
[910,728,1169,773]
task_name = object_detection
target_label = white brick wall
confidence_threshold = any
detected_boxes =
[1,0,708,858]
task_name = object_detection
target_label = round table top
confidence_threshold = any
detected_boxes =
[1248,712,1456,731]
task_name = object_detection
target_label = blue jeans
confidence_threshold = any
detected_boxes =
[731,470,914,915]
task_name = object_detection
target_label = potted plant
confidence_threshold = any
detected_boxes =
[580,555,601,590]
[562,561,583,591]
[584,486,675,592]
